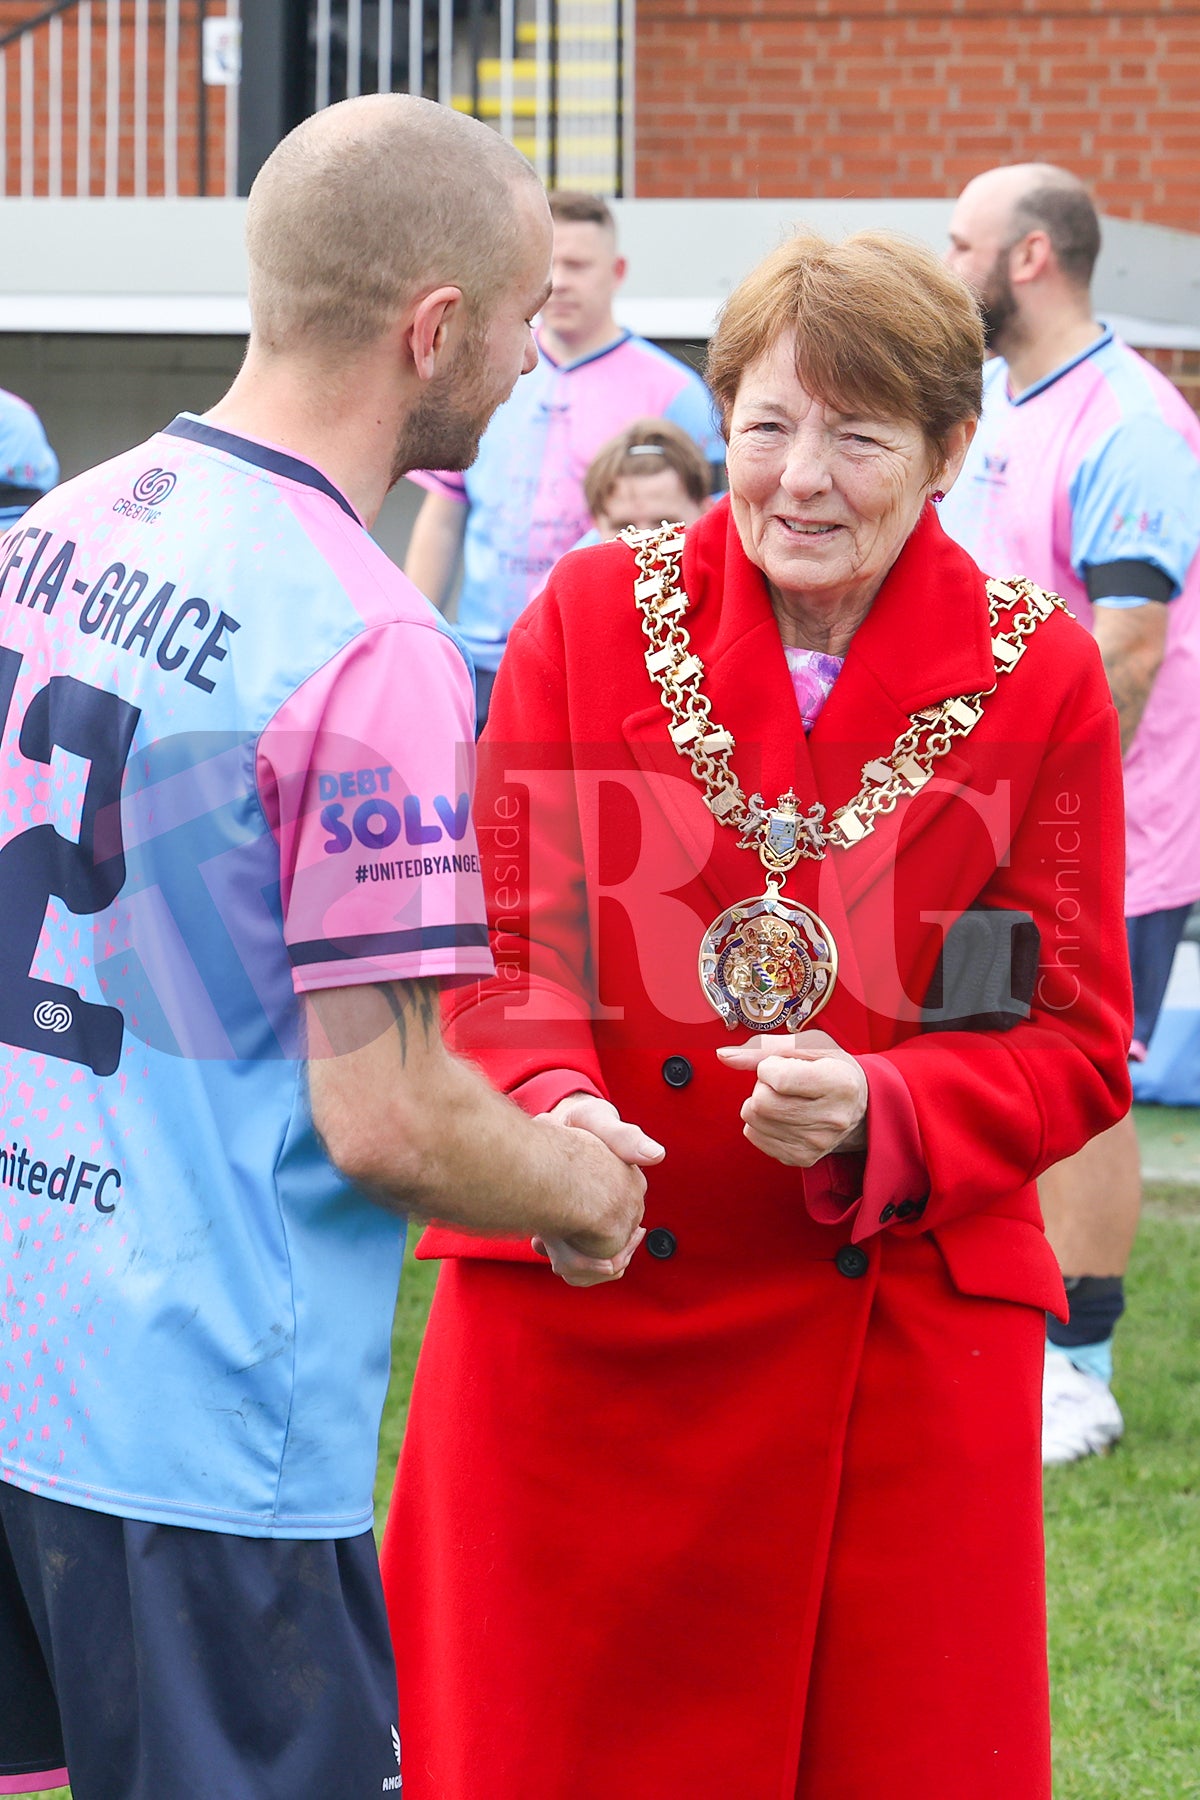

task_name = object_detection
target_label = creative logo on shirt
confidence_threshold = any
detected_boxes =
[1111,508,1163,537]
[112,466,177,523]
[979,451,1009,484]
[133,467,177,505]
[32,999,72,1033]
[319,764,472,857]
[382,1724,403,1792]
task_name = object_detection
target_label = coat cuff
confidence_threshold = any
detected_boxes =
[413,1069,606,1263]
[801,1055,930,1243]
[510,1069,606,1117]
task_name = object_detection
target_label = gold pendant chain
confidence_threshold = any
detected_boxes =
[623,522,1069,872]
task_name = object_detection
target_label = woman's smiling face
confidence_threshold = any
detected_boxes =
[726,332,958,628]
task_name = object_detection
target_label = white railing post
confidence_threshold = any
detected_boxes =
[346,0,362,98]
[499,0,514,146]
[534,0,550,182]
[134,0,149,197]
[437,0,452,107]
[77,0,93,196]
[378,0,394,93]
[164,0,180,197]
[621,0,634,196]
[19,30,34,197]
[49,14,64,196]
[315,0,332,109]
[104,0,120,198]
[408,0,423,99]
[223,0,240,198]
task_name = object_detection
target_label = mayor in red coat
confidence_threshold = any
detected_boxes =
[381,230,1132,1799]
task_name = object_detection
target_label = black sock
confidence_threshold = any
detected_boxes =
[1046,1275,1126,1348]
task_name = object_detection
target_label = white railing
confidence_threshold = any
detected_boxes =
[0,0,239,197]
[0,0,629,200]
[317,0,629,193]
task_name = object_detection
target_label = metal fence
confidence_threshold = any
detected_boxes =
[0,0,629,199]
[313,0,631,193]
[0,0,239,197]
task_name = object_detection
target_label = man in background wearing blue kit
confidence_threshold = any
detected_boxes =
[942,162,1200,1465]
[404,190,723,727]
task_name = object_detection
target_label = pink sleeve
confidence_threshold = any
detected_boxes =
[801,1054,929,1243]
[408,469,468,503]
[257,621,494,993]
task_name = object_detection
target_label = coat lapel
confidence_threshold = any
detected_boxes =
[616,503,999,1040]
[804,504,998,911]
[620,501,820,918]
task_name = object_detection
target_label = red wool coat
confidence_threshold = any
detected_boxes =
[381,502,1131,1800]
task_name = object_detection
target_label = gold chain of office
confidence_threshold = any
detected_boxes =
[622,521,1071,873]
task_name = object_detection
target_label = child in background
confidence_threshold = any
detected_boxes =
[582,417,711,542]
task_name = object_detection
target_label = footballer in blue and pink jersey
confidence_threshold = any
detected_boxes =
[940,329,1200,927]
[0,413,490,1539]
[0,388,58,528]
[411,328,723,674]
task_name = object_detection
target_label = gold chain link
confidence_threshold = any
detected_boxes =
[622,524,1070,869]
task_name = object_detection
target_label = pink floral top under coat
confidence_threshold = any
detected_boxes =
[783,644,845,733]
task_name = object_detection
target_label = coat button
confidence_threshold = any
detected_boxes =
[646,1228,677,1259]
[661,1056,693,1088]
[835,1244,869,1280]
[896,1198,926,1220]
[879,1202,896,1223]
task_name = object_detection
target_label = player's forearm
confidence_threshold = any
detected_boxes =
[307,981,641,1253]
[404,497,466,612]
[1094,607,1166,755]
[1100,643,1161,753]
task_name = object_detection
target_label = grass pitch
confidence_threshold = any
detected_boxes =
[34,1187,1199,1800]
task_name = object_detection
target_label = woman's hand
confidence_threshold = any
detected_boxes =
[531,1094,664,1286]
[716,1031,868,1167]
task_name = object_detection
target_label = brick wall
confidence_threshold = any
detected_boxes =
[635,0,1200,231]
[1141,347,1200,413]
[1,1,231,197]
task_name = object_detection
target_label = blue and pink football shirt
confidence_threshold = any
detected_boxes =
[0,388,58,527]
[411,329,723,671]
[940,330,1200,919]
[0,415,490,1536]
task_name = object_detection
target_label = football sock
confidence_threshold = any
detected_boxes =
[1046,1275,1125,1385]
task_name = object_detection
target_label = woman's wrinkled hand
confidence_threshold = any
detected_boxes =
[531,1094,664,1286]
[715,1030,868,1168]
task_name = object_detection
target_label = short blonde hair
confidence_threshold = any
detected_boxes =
[706,230,983,469]
[583,418,710,518]
[246,95,541,354]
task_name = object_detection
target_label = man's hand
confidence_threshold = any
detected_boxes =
[531,1094,663,1286]
[716,1030,867,1167]
[307,987,648,1253]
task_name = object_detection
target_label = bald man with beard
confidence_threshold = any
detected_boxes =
[941,163,1200,1465]
[0,95,647,1800]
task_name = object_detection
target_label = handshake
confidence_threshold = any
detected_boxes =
[532,1030,868,1287]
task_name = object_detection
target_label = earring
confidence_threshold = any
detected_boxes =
[931,490,945,503]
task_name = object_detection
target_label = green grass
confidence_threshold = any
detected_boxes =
[1046,1185,1200,1800]
[30,1197,1200,1800]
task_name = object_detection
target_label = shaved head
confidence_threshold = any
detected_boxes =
[958,163,1100,287]
[245,95,546,355]
[947,162,1101,351]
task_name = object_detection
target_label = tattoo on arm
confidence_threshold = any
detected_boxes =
[375,978,440,1066]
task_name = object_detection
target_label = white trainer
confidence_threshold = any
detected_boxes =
[1042,1348,1124,1465]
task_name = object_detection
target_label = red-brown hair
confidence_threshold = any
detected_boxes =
[706,229,984,470]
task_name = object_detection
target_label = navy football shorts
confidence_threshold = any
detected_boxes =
[0,1479,403,1799]
[1127,902,1193,1055]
